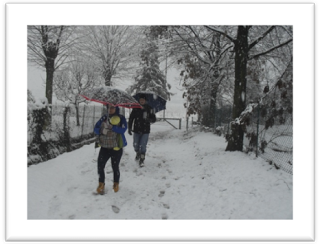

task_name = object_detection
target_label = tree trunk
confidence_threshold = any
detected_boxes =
[226,26,249,151]
[45,58,54,127]
[45,59,54,105]
[75,103,80,126]
[207,33,221,129]
[208,81,219,128]
[103,69,112,86]
[63,106,71,152]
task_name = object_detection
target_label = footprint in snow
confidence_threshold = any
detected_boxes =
[162,203,170,209]
[158,190,165,197]
[112,205,120,214]
[161,213,168,219]
[68,214,76,219]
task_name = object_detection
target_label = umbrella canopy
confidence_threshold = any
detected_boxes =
[80,87,142,109]
[133,91,167,113]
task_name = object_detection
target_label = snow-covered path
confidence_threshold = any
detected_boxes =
[28,121,292,219]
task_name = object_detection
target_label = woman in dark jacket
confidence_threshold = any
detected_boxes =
[128,95,156,167]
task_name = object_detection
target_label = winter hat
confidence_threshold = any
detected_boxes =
[139,94,147,100]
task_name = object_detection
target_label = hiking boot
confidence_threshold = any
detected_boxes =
[113,182,119,192]
[96,182,105,195]
[135,152,141,161]
[139,154,145,167]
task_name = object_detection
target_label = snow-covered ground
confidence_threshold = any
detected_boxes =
[16,122,308,240]
[28,121,292,220]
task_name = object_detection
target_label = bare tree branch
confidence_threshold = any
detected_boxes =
[248,38,293,60]
[204,25,235,43]
[248,26,276,50]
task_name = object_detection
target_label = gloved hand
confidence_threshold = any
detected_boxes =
[128,129,132,136]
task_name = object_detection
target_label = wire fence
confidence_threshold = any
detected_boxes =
[28,103,105,146]
[242,104,293,174]
[189,101,293,175]
[28,84,292,174]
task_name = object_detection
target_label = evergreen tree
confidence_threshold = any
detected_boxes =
[128,32,171,101]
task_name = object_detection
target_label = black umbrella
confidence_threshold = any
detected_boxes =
[133,91,167,113]
[80,87,142,109]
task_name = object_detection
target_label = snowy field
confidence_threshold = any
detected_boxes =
[15,122,310,240]
[28,121,292,220]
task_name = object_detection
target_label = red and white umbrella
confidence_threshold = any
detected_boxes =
[80,86,142,109]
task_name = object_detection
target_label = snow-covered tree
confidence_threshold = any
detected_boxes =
[28,25,77,106]
[172,26,233,127]
[128,29,172,101]
[28,25,78,127]
[53,55,99,126]
[80,26,143,86]
[205,25,292,151]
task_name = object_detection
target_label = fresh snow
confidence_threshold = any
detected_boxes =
[28,121,292,220]
[23,122,293,240]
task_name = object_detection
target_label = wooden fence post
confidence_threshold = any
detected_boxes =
[256,102,260,157]
[81,105,86,137]
[92,105,96,129]
[186,117,189,131]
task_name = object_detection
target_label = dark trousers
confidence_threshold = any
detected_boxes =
[97,147,123,183]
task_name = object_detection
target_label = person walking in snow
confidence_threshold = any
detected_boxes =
[128,94,156,167]
[94,105,127,195]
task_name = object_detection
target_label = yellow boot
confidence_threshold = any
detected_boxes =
[96,182,105,195]
[113,182,119,193]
